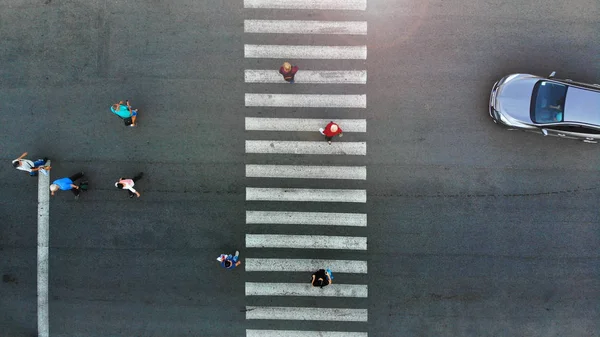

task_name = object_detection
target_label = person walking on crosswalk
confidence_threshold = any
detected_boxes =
[311,269,333,288]
[279,62,299,83]
[319,121,343,144]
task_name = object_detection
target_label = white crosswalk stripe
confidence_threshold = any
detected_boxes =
[246,165,366,180]
[246,211,367,226]
[246,282,368,297]
[245,45,367,59]
[247,330,368,337]
[246,187,366,202]
[246,306,368,322]
[246,141,366,155]
[244,0,367,10]
[245,69,367,84]
[245,20,367,35]
[246,234,367,250]
[245,258,368,273]
[246,93,366,108]
[245,118,367,132]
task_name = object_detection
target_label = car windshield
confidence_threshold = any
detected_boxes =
[530,80,567,123]
[531,80,567,123]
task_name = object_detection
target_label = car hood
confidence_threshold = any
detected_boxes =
[496,74,539,124]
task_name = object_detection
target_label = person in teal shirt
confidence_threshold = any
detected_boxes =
[110,100,138,126]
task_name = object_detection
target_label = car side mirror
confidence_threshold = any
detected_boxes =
[548,71,556,78]
[541,129,548,136]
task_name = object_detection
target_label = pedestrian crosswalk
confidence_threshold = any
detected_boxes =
[246,307,368,322]
[246,165,367,180]
[245,258,368,273]
[245,45,367,59]
[246,234,367,250]
[245,94,367,108]
[243,1,368,335]
[244,0,367,10]
[246,282,368,297]
[246,188,367,203]
[245,20,368,35]
[245,117,367,132]
[247,330,368,337]
[244,70,367,84]
[245,140,367,155]
[246,211,367,226]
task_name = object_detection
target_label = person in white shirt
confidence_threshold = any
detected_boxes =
[12,152,50,176]
[115,172,143,198]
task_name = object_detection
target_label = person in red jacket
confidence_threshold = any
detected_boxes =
[319,121,343,144]
[279,62,299,83]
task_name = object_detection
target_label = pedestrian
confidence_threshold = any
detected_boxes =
[217,251,241,269]
[12,152,50,176]
[311,269,333,288]
[279,62,299,83]
[50,172,85,199]
[115,172,143,198]
[319,121,343,144]
[110,100,138,127]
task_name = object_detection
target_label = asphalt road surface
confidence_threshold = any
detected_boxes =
[1,0,599,336]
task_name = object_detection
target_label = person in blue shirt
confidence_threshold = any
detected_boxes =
[217,251,240,269]
[50,172,85,199]
[110,100,138,127]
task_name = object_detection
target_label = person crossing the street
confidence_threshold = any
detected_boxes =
[217,251,241,269]
[12,152,50,176]
[279,62,299,83]
[319,121,343,144]
[115,172,144,198]
[110,100,138,127]
[50,172,85,199]
[311,268,333,288]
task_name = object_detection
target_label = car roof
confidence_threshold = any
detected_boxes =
[564,86,600,126]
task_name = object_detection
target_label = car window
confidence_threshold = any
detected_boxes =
[531,81,567,123]
[548,125,600,134]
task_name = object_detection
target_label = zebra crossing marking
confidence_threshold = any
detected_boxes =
[243,0,369,334]
[246,306,368,322]
[245,140,366,155]
[245,258,368,273]
[246,234,367,250]
[245,93,366,108]
[246,187,366,202]
[246,165,366,180]
[245,118,367,132]
[246,211,367,226]
[245,45,367,59]
[247,330,368,337]
[244,69,367,84]
[245,20,367,35]
[244,0,367,10]
[245,282,368,297]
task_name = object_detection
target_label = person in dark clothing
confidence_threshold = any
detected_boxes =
[311,269,333,288]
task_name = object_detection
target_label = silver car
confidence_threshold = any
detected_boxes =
[489,72,600,143]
